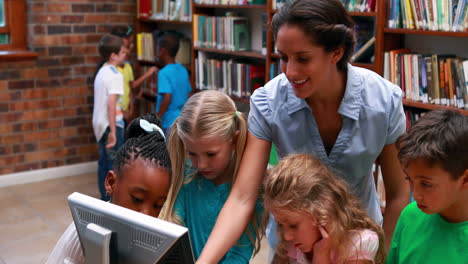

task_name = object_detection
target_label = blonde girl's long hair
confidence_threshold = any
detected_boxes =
[263,154,386,264]
[160,90,263,254]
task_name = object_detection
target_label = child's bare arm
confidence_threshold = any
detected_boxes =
[380,143,410,251]
[157,93,171,118]
[131,66,157,90]
[106,94,118,148]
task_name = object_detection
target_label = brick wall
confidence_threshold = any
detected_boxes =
[0,0,136,175]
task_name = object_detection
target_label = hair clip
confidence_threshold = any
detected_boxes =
[139,119,165,141]
[126,26,133,37]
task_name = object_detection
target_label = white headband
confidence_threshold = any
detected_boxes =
[139,119,165,141]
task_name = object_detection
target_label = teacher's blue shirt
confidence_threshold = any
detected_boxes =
[249,64,406,225]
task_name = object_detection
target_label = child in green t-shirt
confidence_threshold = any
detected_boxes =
[387,109,468,264]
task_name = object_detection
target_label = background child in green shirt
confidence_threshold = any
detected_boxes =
[387,109,468,263]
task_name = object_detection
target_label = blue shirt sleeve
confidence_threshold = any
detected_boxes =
[386,84,406,145]
[157,70,173,95]
[248,87,272,141]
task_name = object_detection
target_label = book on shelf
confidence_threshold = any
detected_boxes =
[194,14,251,52]
[339,0,376,12]
[352,18,375,63]
[195,51,265,99]
[388,0,468,31]
[384,49,468,109]
[351,36,375,63]
[136,31,192,65]
[139,0,192,21]
[139,0,152,19]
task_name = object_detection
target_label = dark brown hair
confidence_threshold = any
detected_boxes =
[271,0,356,72]
[98,34,123,62]
[397,109,468,179]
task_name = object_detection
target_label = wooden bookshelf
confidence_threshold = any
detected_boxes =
[138,18,192,25]
[195,47,266,59]
[383,28,468,38]
[349,11,377,17]
[403,99,468,116]
[193,4,266,9]
[136,0,468,114]
[375,0,468,115]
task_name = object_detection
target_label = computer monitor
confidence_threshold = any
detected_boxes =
[68,192,195,264]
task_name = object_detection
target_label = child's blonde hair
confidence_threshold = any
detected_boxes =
[160,90,262,254]
[264,154,385,264]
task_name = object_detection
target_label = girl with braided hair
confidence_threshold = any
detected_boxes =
[196,0,409,263]
[47,113,171,264]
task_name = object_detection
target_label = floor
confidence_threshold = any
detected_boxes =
[0,172,269,264]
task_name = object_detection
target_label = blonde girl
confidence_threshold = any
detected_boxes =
[160,90,262,263]
[264,154,385,264]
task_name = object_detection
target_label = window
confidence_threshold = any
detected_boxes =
[0,0,27,51]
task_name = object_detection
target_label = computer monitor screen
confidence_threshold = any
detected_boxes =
[68,192,195,264]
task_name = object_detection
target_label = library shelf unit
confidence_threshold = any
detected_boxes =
[378,0,468,116]
[191,2,271,103]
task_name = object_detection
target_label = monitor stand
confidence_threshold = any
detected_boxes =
[83,223,112,264]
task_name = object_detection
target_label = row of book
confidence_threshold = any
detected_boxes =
[388,0,468,31]
[195,52,265,98]
[383,49,468,109]
[193,0,266,4]
[404,109,426,130]
[138,0,192,21]
[193,14,251,51]
[136,31,192,65]
[339,0,377,12]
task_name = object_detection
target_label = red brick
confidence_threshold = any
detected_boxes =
[1,134,24,144]
[62,77,86,87]
[63,97,87,106]
[34,35,62,46]
[0,124,13,133]
[108,14,134,23]
[25,150,55,162]
[39,138,64,149]
[48,68,71,78]
[47,3,70,13]
[8,80,34,90]
[23,89,49,100]
[74,66,95,75]
[36,79,61,88]
[78,145,97,155]
[0,155,25,167]
[62,57,85,66]
[38,119,63,129]
[13,122,37,132]
[49,108,76,118]
[85,15,107,23]
[61,15,84,23]
[72,45,98,55]
[23,110,49,121]
[25,131,59,141]
[48,87,74,97]
[22,68,49,79]
[85,35,102,44]
[58,127,77,137]
[86,56,102,65]
[61,35,86,45]
[120,4,135,13]
[14,163,40,172]
[0,81,7,91]
[32,14,61,24]
[0,112,23,122]
[31,3,45,13]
